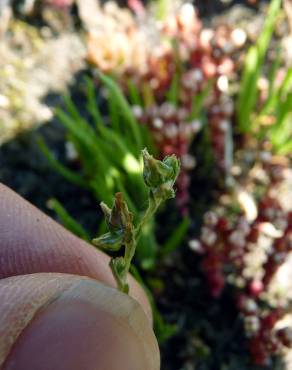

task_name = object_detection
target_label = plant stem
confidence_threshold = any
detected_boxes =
[135,195,161,241]
[124,240,136,278]
[93,149,180,294]
[118,196,162,291]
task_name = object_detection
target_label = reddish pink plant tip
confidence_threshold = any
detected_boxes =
[207,272,225,298]
[249,280,264,298]
[128,0,145,16]
[47,0,73,8]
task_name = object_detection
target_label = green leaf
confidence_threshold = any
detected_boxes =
[237,46,260,132]
[110,257,129,293]
[98,72,143,153]
[269,91,292,153]
[267,46,281,100]
[236,0,281,133]
[127,79,142,106]
[63,94,91,132]
[48,198,90,241]
[189,80,212,120]
[92,230,124,251]
[108,91,120,133]
[166,72,179,106]
[85,76,105,127]
[136,219,158,269]
[142,83,155,107]
[155,0,168,20]
[278,68,292,98]
[130,265,177,343]
[37,136,87,188]
[56,108,111,176]
[160,217,190,256]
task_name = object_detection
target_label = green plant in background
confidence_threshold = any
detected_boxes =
[38,73,186,270]
[236,0,281,133]
[131,264,178,343]
[93,149,180,293]
[47,198,90,241]
[259,63,292,154]
[38,73,159,267]
[38,75,184,342]
[236,0,292,154]
[155,0,168,21]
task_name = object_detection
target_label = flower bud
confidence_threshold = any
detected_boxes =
[142,148,180,202]
[93,193,134,252]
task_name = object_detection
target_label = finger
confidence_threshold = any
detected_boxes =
[0,273,160,370]
[0,183,151,320]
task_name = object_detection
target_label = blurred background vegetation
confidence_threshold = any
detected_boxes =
[0,0,291,369]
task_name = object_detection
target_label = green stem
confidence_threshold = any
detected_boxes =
[135,195,161,241]
[109,259,127,292]
[124,240,136,279]
[118,197,161,292]
[94,149,180,294]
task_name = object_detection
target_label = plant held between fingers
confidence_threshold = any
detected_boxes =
[93,148,180,293]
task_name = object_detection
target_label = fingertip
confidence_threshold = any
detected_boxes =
[0,183,152,321]
[1,275,160,370]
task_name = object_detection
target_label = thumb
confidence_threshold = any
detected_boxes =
[0,273,160,370]
[0,182,152,321]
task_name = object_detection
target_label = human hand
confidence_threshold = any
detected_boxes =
[0,183,160,370]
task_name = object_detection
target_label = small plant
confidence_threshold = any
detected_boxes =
[190,156,292,366]
[38,74,160,267]
[93,148,180,293]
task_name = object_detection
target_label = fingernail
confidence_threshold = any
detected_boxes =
[2,276,160,370]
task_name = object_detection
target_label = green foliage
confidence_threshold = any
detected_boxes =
[37,136,87,188]
[236,0,282,133]
[262,67,292,154]
[130,265,177,343]
[47,198,90,241]
[160,217,190,257]
[236,0,292,154]
[127,79,143,106]
[97,73,143,153]
[152,304,178,343]
[155,0,169,21]
[39,74,160,265]
[189,81,213,121]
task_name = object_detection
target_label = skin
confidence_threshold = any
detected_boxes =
[0,183,160,370]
